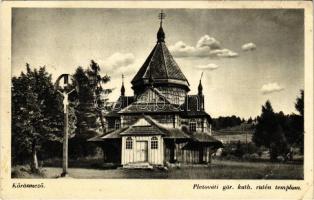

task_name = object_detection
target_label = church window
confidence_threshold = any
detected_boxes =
[151,137,158,149]
[174,95,179,104]
[189,121,197,132]
[126,137,132,149]
[173,91,180,104]
[115,120,120,130]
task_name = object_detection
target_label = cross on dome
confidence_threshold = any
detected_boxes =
[157,10,166,42]
[158,10,166,27]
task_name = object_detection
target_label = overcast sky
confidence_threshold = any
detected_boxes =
[12,8,304,118]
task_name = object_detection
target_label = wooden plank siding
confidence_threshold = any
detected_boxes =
[122,135,163,165]
[121,136,215,165]
[164,142,214,164]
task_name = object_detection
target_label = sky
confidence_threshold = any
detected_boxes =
[12,8,304,118]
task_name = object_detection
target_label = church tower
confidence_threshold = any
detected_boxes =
[121,74,125,96]
[131,11,190,104]
[198,75,205,111]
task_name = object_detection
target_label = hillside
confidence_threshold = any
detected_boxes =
[212,123,254,144]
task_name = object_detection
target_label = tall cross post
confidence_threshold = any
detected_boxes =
[55,74,76,177]
[158,10,166,27]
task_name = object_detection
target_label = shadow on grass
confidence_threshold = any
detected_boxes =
[16,157,303,179]
[43,157,120,170]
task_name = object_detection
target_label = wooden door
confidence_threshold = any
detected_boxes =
[136,141,148,162]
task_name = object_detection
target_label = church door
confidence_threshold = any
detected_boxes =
[136,141,148,162]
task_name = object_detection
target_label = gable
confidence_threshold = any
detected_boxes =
[133,118,151,127]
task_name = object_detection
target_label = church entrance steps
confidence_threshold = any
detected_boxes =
[123,162,154,169]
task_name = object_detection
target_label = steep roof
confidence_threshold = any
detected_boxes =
[131,27,189,88]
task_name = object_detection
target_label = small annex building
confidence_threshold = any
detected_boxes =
[89,13,222,167]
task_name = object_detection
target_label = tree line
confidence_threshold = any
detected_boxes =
[212,116,243,130]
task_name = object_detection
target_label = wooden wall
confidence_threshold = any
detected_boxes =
[179,117,209,133]
[164,142,215,164]
[121,135,164,165]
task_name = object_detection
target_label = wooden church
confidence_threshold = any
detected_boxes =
[89,12,222,167]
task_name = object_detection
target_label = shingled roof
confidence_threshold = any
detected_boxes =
[131,27,189,88]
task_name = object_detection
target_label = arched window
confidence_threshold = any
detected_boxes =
[115,120,120,130]
[189,121,197,132]
[126,137,132,149]
[151,136,158,149]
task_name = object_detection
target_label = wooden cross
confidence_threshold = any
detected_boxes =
[158,10,166,26]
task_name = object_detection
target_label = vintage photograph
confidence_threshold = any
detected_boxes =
[10,7,305,180]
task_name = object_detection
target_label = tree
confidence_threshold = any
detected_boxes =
[73,61,111,136]
[247,117,253,124]
[71,61,111,157]
[295,90,304,117]
[294,90,304,152]
[253,100,278,148]
[12,64,65,171]
[269,125,289,160]
[86,60,111,134]
[73,66,98,137]
[212,115,242,130]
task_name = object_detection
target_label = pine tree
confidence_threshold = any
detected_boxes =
[294,90,304,152]
[269,125,289,160]
[73,66,98,138]
[253,100,277,148]
[295,90,304,117]
[86,60,111,133]
[73,61,112,137]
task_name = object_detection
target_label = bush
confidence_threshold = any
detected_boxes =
[220,141,263,161]
[11,165,47,178]
[242,153,259,161]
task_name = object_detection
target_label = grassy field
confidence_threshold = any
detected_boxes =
[13,159,303,179]
[212,130,253,144]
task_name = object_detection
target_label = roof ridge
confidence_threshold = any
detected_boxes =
[161,43,169,79]
[142,115,169,134]
[131,44,157,84]
[162,43,190,85]
[143,43,160,79]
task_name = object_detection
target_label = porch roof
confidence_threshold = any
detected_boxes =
[192,132,222,143]
[88,127,129,141]
[120,125,166,136]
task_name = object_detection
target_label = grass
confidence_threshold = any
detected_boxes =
[12,159,303,179]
